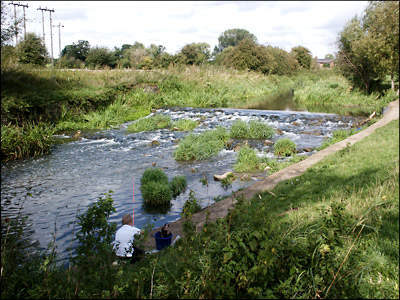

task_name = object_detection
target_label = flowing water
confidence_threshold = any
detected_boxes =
[1,100,365,263]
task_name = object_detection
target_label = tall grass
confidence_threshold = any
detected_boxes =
[292,72,398,113]
[174,126,230,161]
[1,121,55,161]
[127,114,171,133]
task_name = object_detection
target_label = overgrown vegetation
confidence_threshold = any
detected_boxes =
[174,126,230,161]
[140,168,188,205]
[127,114,171,133]
[233,145,265,172]
[274,138,297,156]
[1,120,397,299]
[171,118,199,131]
[140,168,172,206]
[170,175,188,197]
[230,118,275,139]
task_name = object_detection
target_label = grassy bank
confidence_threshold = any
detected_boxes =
[2,118,398,298]
[1,65,397,162]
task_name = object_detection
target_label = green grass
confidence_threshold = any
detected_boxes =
[126,114,171,132]
[174,126,230,161]
[274,138,297,156]
[171,118,199,131]
[229,119,274,139]
[233,145,265,172]
[1,121,55,161]
[170,175,188,197]
[1,120,398,299]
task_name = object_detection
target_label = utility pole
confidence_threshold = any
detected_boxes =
[18,3,29,39]
[53,23,64,68]
[49,8,55,67]
[37,7,55,67]
[37,6,46,48]
[9,1,19,45]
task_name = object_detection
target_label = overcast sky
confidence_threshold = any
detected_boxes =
[10,1,368,58]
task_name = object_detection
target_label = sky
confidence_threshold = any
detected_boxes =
[7,1,369,59]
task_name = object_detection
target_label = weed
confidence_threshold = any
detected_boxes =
[171,118,198,131]
[127,114,171,133]
[233,145,264,172]
[274,138,297,156]
[170,175,188,197]
[174,126,229,161]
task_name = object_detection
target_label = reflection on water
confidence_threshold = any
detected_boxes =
[238,89,371,117]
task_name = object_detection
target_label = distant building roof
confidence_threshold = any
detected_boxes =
[317,58,335,64]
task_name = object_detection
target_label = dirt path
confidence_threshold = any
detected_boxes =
[144,100,399,250]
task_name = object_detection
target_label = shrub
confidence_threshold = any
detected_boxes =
[141,181,172,206]
[233,145,263,172]
[171,119,198,131]
[170,175,188,197]
[274,138,297,156]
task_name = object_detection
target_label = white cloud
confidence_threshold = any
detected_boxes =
[17,1,368,58]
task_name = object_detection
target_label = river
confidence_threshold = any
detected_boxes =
[1,99,365,263]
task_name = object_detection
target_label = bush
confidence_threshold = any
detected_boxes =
[141,181,172,206]
[170,175,188,197]
[274,138,297,156]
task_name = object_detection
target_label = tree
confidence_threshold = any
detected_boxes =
[85,46,115,68]
[220,39,274,74]
[1,1,19,47]
[266,46,299,75]
[61,40,90,62]
[178,42,211,65]
[215,28,257,54]
[336,1,399,93]
[363,1,399,91]
[17,33,48,66]
[291,46,312,69]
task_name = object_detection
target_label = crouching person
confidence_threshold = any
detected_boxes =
[113,214,144,263]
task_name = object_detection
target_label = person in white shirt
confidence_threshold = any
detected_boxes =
[113,214,144,263]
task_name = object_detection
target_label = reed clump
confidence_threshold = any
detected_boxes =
[274,138,297,156]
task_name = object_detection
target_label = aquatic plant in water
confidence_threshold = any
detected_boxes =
[274,138,297,156]
[174,126,229,161]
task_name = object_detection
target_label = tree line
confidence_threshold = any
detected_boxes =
[1,1,399,93]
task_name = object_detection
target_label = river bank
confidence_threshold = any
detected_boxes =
[2,66,397,162]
